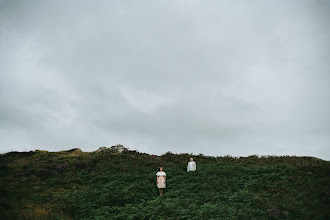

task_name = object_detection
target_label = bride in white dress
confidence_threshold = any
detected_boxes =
[156,167,166,195]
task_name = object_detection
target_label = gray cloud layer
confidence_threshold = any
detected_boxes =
[0,0,329,159]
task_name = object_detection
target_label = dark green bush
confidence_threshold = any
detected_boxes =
[0,149,329,219]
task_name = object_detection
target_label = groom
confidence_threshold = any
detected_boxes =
[187,158,196,172]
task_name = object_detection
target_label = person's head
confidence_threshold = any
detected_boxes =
[190,158,194,162]
[160,167,163,171]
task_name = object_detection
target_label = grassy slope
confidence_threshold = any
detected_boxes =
[0,149,329,219]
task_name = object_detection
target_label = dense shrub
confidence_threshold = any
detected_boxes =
[0,149,329,219]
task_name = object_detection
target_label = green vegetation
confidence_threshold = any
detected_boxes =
[0,147,329,219]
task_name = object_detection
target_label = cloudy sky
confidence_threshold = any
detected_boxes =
[0,0,329,160]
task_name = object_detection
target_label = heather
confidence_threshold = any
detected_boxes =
[0,148,329,219]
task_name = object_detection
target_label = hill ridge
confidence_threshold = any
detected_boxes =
[0,147,329,219]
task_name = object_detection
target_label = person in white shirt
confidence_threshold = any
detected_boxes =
[187,158,196,172]
[156,167,166,195]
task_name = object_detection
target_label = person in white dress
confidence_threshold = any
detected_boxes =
[156,167,166,195]
[187,158,196,172]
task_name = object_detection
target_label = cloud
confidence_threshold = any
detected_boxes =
[0,0,329,159]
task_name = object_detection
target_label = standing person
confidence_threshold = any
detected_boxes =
[187,158,196,172]
[156,167,166,195]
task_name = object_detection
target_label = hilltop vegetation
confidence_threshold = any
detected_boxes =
[0,147,329,219]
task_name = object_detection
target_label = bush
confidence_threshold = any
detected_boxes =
[0,149,329,219]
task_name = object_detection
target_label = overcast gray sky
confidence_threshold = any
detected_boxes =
[0,0,329,160]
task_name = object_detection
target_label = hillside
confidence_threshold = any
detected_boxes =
[0,147,329,219]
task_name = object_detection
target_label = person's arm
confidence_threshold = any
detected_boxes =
[187,163,189,172]
[157,176,159,183]
[194,162,196,170]
[164,176,166,183]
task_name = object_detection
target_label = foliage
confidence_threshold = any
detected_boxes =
[0,149,329,219]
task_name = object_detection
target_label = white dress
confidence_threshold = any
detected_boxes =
[156,171,166,188]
